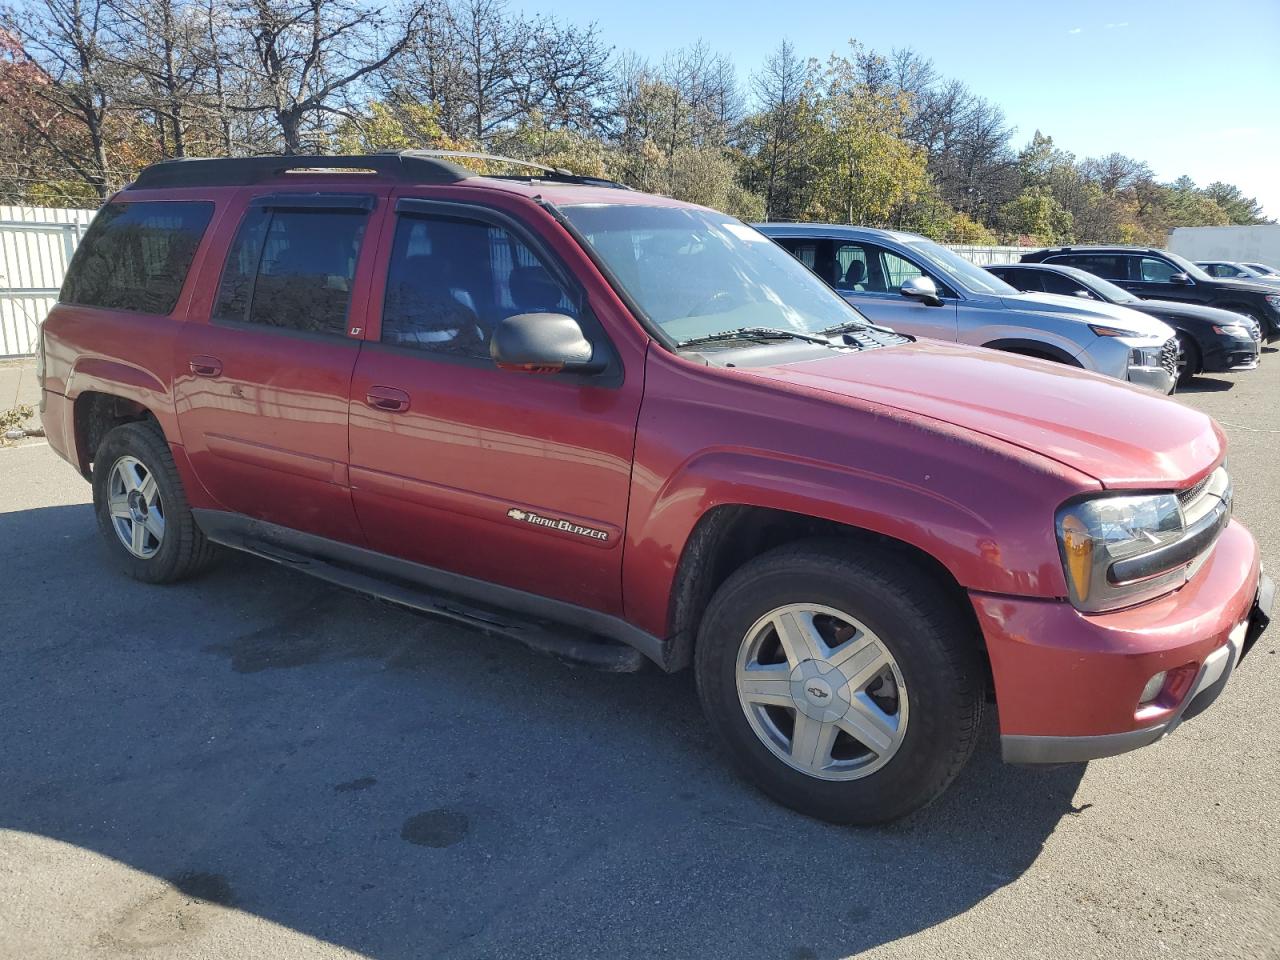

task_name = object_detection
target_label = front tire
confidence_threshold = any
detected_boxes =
[1177,335,1200,384]
[92,421,217,583]
[694,540,985,824]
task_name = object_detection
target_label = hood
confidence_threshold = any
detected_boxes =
[1204,276,1279,295]
[999,291,1175,338]
[1123,298,1260,327]
[750,339,1221,488]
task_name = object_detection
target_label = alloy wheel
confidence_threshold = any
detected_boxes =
[734,603,908,781]
[107,455,165,559]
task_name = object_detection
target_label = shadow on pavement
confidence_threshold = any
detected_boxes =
[0,503,1086,959]
[1178,375,1234,393]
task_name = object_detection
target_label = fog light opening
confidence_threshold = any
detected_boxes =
[1139,670,1168,705]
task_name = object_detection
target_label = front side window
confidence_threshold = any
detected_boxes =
[60,201,213,314]
[381,213,576,359]
[213,206,368,335]
[1138,257,1180,282]
[561,205,874,344]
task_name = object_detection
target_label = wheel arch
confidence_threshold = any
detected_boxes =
[981,338,1082,366]
[72,391,160,479]
[663,504,989,682]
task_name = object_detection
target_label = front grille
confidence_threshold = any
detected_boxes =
[1160,337,1178,378]
[1178,473,1212,508]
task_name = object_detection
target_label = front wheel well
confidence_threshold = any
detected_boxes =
[982,338,1081,366]
[73,391,158,479]
[666,505,988,682]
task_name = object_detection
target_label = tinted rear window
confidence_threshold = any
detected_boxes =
[1047,254,1129,280]
[60,202,214,314]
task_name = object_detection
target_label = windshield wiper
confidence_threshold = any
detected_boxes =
[676,326,834,348]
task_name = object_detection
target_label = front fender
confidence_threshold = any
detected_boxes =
[622,352,1095,639]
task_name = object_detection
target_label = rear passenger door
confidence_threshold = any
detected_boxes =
[174,191,385,544]
[345,197,643,614]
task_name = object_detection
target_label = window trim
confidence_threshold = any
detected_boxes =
[371,197,623,388]
[210,203,372,338]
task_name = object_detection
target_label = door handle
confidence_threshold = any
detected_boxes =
[189,355,222,377]
[365,386,411,413]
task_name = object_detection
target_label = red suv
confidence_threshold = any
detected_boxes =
[38,153,1272,824]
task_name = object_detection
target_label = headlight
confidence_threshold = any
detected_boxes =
[1212,324,1249,337]
[1056,494,1185,612]
[1089,324,1142,338]
[1266,294,1280,312]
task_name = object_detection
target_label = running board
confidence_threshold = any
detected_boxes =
[196,512,653,673]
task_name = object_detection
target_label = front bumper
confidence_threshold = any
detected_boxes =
[1201,334,1260,373]
[970,520,1268,764]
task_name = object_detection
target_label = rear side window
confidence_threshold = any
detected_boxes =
[381,213,576,360]
[1048,254,1129,280]
[60,201,213,314]
[213,206,368,336]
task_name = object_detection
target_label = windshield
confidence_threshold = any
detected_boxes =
[1065,269,1139,303]
[560,204,871,343]
[900,236,1020,296]
[1163,251,1213,281]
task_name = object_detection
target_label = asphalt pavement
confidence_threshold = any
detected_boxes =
[1,357,1278,960]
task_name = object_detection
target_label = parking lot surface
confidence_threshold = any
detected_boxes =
[2,358,1278,960]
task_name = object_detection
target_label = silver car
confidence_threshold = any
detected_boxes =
[757,223,1178,393]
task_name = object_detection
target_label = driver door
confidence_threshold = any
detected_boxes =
[346,196,644,614]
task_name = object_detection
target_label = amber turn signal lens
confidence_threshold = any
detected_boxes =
[1060,513,1093,603]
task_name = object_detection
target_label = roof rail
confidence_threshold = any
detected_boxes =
[396,150,631,190]
[127,150,630,191]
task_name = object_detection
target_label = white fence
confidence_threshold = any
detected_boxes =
[0,205,96,358]
[944,244,1037,266]
[0,204,1037,358]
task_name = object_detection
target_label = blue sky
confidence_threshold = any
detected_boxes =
[515,0,1280,217]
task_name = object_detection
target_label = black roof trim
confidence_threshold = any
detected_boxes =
[127,153,474,190]
[127,150,631,191]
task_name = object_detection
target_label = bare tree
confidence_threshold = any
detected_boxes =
[747,39,815,219]
[0,0,132,196]
[228,0,425,153]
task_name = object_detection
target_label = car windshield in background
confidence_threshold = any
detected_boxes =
[900,236,1020,296]
[1165,251,1213,281]
[560,204,870,344]
[1070,270,1139,303]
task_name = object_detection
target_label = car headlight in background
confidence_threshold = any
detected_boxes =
[1056,494,1186,612]
[1266,294,1280,313]
[1212,323,1250,337]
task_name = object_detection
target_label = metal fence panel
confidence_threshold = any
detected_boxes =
[943,244,1037,266]
[0,205,96,357]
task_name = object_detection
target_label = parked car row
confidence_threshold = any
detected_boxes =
[986,262,1261,382]
[37,152,1272,827]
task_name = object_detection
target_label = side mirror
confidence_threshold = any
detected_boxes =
[1074,290,1094,299]
[1168,272,1192,286]
[490,312,605,375]
[900,275,943,306]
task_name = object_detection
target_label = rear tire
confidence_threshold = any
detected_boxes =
[92,421,217,583]
[694,539,985,825]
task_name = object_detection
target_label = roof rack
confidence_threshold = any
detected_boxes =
[392,149,630,190]
[126,150,630,191]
